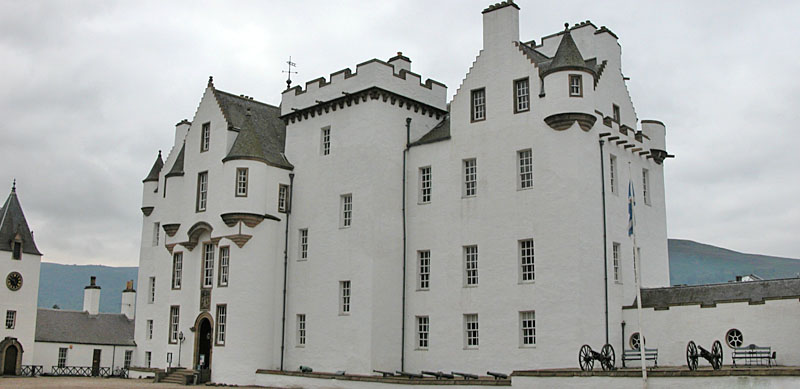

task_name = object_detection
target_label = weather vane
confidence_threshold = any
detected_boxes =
[283,56,298,89]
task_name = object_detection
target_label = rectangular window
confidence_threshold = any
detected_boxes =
[340,194,352,228]
[419,166,431,204]
[202,243,214,288]
[278,184,289,213]
[518,149,533,189]
[340,280,351,314]
[197,171,208,212]
[642,168,651,205]
[613,242,621,283]
[463,159,477,197]
[416,316,429,349]
[569,74,583,97]
[152,222,160,246]
[613,104,621,122]
[418,250,430,290]
[464,245,478,286]
[58,347,68,368]
[464,314,479,348]
[609,155,618,195]
[124,350,133,369]
[5,310,15,329]
[146,319,153,339]
[172,252,183,289]
[144,351,151,368]
[520,239,535,282]
[12,241,21,259]
[201,122,210,152]
[297,314,306,347]
[514,78,530,113]
[321,127,331,156]
[148,277,155,304]
[236,168,248,197]
[169,306,180,344]
[299,229,308,260]
[520,311,536,346]
[216,304,227,345]
[471,88,486,121]
[218,246,229,287]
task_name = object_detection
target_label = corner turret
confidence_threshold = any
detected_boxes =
[141,150,163,216]
[0,182,42,257]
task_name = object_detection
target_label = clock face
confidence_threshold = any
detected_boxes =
[6,272,22,291]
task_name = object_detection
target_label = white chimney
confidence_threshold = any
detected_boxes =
[482,1,520,51]
[121,280,136,320]
[83,276,101,315]
[174,119,191,147]
[388,52,411,75]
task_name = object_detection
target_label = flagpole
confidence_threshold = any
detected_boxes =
[628,163,647,387]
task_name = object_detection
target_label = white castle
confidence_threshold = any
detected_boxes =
[129,1,800,386]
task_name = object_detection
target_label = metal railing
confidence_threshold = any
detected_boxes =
[50,366,112,377]
[20,365,43,376]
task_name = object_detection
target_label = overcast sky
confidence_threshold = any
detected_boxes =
[1,0,798,266]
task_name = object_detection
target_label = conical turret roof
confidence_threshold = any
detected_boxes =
[165,144,185,178]
[539,26,596,77]
[0,183,42,256]
[142,151,164,183]
[223,108,270,163]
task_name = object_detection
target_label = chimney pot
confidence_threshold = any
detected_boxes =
[90,276,96,286]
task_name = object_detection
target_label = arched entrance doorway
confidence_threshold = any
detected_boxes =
[0,337,23,376]
[192,312,213,382]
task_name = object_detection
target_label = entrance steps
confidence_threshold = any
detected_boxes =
[158,368,199,385]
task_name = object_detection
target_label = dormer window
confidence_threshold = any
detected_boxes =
[12,240,21,260]
[201,122,211,152]
[569,75,582,97]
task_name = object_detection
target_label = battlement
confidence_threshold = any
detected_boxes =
[281,57,447,116]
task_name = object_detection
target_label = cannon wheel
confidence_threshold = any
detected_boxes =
[686,341,698,371]
[600,344,615,371]
[711,340,723,370]
[579,344,594,371]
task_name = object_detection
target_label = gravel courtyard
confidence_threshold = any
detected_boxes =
[0,376,271,388]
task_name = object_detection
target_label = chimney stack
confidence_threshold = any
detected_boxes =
[83,276,101,315]
[121,280,136,320]
[482,1,520,51]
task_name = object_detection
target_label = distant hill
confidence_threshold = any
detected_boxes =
[38,263,138,313]
[669,239,800,285]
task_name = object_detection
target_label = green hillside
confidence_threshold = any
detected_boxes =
[38,263,138,313]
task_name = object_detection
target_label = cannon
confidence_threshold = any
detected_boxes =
[578,344,615,371]
[686,340,723,370]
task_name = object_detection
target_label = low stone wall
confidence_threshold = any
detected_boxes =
[254,370,510,388]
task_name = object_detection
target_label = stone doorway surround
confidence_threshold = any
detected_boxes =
[0,337,23,376]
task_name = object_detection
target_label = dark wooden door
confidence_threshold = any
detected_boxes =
[3,345,17,375]
[91,349,101,376]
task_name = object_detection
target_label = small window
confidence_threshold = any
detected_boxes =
[629,332,644,350]
[12,241,21,260]
[201,122,210,152]
[321,127,331,156]
[340,194,352,228]
[569,75,583,97]
[146,319,153,339]
[520,311,536,346]
[124,350,133,369]
[5,310,16,329]
[464,245,478,286]
[169,306,180,344]
[514,78,530,113]
[609,155,618,195]
[148,277,155,304]
[299,229,308,260]
[464,314,479,348]
[418,250,430,290]
[642,168,651,205]
[58,347,68,368]
[278,184,289,213]
[202,243,214,288]
[416,316,429,349]
[463,159,477,197]
[519,239,535,282]
[216,304,227,345]
[340,280,351,315]
[172,252,183,289]
[218,246,230,287]
[726,328,743,348]
[144,351,152,368]
[612,243,621,283]
[152,222,160,246]
[236,168,248,197]
[471,88,486,122]
[518,149,533,189]
[297,314,306,347]
[612,104,620,123]
[197,171,208,212]
[419,166,431,204]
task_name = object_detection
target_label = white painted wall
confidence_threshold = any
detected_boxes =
[0,248,41,365]
[33,342,134,373]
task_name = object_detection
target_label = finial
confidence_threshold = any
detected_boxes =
[564,22,570,31]
[283,56,298,90]
[208,76,214,88]
[158,150,162,158]
[397,51,403,56]
[11,179,16,193]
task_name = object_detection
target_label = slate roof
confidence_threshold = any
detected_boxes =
[142,151,164,183]
[0,186,41,255]
[214,90,293,169]
[409,115,451,147]
[35,308,135,346]
[630,278,800,309]
[165,144,185,177]
[537,29,596,78]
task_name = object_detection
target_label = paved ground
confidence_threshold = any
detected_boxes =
[0,376,272,388]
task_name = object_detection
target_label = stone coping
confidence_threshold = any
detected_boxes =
[512,366,800,377]
[256,369,511,386]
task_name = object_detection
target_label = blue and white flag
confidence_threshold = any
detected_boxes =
[627,180,636,237]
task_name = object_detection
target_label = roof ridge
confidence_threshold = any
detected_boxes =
[214,89,279,110]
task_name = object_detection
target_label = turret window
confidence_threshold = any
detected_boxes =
[278,184,289,212]
[236,168,248,197]
[569,75,582,97]
[201,122,210,152]
[514,78,530,113]
[471,88,486,122]
[12,241,21,260]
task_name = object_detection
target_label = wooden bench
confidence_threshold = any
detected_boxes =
[621,347,658,368]
[732,344,776,367]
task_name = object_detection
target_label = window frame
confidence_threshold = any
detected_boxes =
[144,351,152,368]
[418,250,430,291]
[235,168,248,197]
[320,126,331,156]
[196,171,208,212]
[148,277,155,304]
[172,252,183,290]
[152,222,160,246]
[215,304,227,346]
[418,166,431,204]
[416,315,429,350]
[519,239,535,283]
[518,149,534,190]
[514,77,530,113]
[12,241,21,260]
[124,350,133,369]
[569,74,583,97]
[278,184,289,213]
[470,88,486,122]
[58,347,68,368]
[200,122,210,152]
[296,314,306,347]
[612,242,621,283]
[146,319,153,340]
[609,154,618,195]
[339,280,351,315]
[168,305,180,344]
[463,245,478,287]
[612,104,621,123]
[218,246,230,287]
[642,168,651,205]
[340,194,352,228]
[202,243,214,288]
[464,313,479,349]
[463,158,477,197]
[520,311,536,347]
[5,310,15,329]
[299,228,308,260]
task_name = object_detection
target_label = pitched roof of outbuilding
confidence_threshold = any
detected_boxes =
[630,278,800,309]
[35,308,135,346]
[0,185,41,256]
[142,151,164,183]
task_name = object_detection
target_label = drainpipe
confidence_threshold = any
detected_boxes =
[599,139,609,345]
[401,118,411,371]
[280,172,295,371]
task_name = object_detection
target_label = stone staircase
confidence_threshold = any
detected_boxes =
[157,368,198,385]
